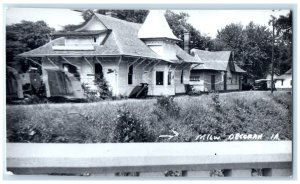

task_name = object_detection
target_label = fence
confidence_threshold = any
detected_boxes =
[6,141,292,177]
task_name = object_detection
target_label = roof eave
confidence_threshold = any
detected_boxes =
[140,37,182,42]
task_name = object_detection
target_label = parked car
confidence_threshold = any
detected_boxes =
[253,79,275,91]
[129,83,149,98]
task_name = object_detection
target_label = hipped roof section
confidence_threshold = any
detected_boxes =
[19,13,198,64]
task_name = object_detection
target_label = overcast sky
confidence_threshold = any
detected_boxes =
[6,8,290,38]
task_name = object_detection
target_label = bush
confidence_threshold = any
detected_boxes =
[211,92,221,112]
[6,91,292,143]
[82,74,112,102]
[153,96,181,120]
[94,74,112,99]
[113,105,155,142]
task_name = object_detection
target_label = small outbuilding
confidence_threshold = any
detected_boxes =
[189,49,246,92]
[274,68,292,90]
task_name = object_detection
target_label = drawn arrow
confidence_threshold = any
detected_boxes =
[159,129,179,140]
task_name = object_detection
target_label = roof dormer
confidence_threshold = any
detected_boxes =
[51,30,108,51]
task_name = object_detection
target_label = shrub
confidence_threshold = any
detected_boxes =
[153,96,181,120]
[211,91,221,112]
[113,105,154,142]
[94,74,112,99]
[82,75,112,102]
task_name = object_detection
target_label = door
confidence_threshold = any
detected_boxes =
[224,72,227,91]
[211,75,215,91]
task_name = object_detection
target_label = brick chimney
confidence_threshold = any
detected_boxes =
[183,29,190,53]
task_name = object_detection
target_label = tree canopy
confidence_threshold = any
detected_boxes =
[211,11,292,79]
[6,20,53,71]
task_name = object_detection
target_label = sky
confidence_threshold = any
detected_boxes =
[5,8,290,38]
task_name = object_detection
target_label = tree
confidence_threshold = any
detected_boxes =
[275,11,292,42]
[243,22,273,78]
[273,11,292,73]
[213,22,275,79]
[214,23,245,58]
[165,10,211,50]
[6,20,54,71]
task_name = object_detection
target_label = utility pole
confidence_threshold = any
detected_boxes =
[271,16,275,94]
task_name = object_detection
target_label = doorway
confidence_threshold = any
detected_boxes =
[211,75,215,91]
[224,72,227,91]
[95,63,103,78]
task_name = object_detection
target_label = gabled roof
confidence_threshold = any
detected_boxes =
[190,49,246,73]
[173,45,201,63]
[138,10,181,41]
[234,63,246,73]
[191,49,231,62]
[274,68,292,80]
[284,68,292,74]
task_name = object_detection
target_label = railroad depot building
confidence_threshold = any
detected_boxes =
[189,49,246,91]
[19,10,201,97]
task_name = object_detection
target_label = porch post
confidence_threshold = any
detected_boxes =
[61,56,81,69]
[83,57,94,70]
[46,57,60,69]
[115,56,122,96]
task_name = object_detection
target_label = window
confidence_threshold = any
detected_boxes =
[190,76,200,81]
[180,70,184,84]
[168,72,171,85]
[282,80,284,86]
[128,65,133,85]
[93,37,97,43]
[156,71,164,85]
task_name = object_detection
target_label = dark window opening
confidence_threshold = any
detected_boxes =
[95,63,103,78]
[156,71,164,85]
[180,70,184,84]
[62,63,80,80]
[282,80,284,86]
[168,72,171,85]
[93,37,97,43]
[190,76,200,81]
[128,65,133,85]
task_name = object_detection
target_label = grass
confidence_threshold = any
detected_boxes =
[6,91,292,143]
